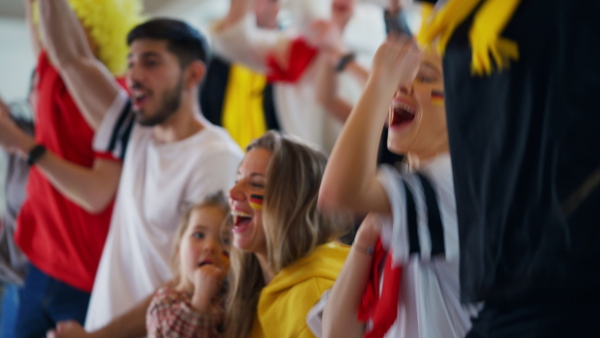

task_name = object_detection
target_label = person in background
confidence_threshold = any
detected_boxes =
[0,97,33,338]
[211,0,374,153]
[201,0,281,150]
[0,0,141,336]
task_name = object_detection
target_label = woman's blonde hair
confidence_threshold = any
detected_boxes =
[225,131,351,338]
[170,191,231,289]
[34,0,144,75]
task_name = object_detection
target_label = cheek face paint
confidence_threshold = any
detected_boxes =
[249,194,264,211]
[431,90,445,106]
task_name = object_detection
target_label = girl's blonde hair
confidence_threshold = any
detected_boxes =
[225,131,351,338]
[34,0,144,75]
[170,191,231,288]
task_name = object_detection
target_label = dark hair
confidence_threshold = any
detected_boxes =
[127,18,210,68]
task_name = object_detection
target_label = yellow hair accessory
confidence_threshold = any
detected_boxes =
[417,0,521,76]
[33,0,144,76]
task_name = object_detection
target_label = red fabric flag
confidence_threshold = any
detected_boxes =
[357,238,403,338]
[266,37,318,83]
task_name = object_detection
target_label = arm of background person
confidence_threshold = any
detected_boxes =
[313,20,370,123]
[314,52,372,123]
[38,0,121,130]
[211,0,291,73]
[345,60,370,85]
[322,214,381,338]
[23,0,41,59]
[47,293,153,338]
[318,36,421,214]
[0,97,120,214]
[314,51,353,123]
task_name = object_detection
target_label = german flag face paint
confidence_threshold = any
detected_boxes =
[431,90,445,106]
[249,194,264,211]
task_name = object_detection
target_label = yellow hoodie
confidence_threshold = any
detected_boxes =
[249,242,350,338]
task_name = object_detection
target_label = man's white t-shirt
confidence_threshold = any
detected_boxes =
[84,93,243,331]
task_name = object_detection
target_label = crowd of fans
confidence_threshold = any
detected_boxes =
[0,0,599,337]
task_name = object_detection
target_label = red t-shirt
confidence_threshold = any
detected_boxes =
[15,52,123,292]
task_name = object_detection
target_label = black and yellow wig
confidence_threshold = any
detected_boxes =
[417,0,522,76]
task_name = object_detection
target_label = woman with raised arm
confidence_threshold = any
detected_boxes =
[318,34,479,338]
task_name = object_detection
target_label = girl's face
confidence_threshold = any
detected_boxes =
[229,148,271,256]
[179,206,231,289]
[387,52,448,157]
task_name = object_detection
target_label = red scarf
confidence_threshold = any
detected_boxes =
[266,37,318,83]
[357,238,403,338]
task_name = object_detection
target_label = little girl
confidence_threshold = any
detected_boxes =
[146,192,232,338]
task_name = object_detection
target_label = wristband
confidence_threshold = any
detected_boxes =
[335,52,356,72]
[353,243,374,256]
[27,144,47,166]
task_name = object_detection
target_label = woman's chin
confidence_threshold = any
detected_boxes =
[233,238,249,252]
[387,139,409,156]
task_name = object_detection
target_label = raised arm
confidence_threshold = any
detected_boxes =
[313,20,356,123]
[318,35,421,214]
[322,214,381,338]
[314,48,371,122]
[23,0,41,59]
[38,0,121,130]
[211,0,291,72]
[0,97,120,214]
[315,52,353,123]
[216,0,253,31]
[344,60,370,85]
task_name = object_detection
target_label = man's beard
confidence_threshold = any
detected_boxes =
[134,78,183,127]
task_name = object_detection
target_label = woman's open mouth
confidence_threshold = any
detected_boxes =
[232,210,253,233]
[389,101,416,128]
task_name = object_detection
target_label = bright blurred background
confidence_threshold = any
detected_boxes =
[0,0,234,215]
[0,0,425,215]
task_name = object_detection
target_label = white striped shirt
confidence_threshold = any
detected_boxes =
[376,153,480,338]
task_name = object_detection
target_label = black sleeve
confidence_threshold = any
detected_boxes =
[106,100,134,160]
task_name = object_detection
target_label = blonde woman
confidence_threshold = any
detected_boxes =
[226,131,351,338]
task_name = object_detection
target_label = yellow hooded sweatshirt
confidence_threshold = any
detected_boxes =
[249,242,350,338]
